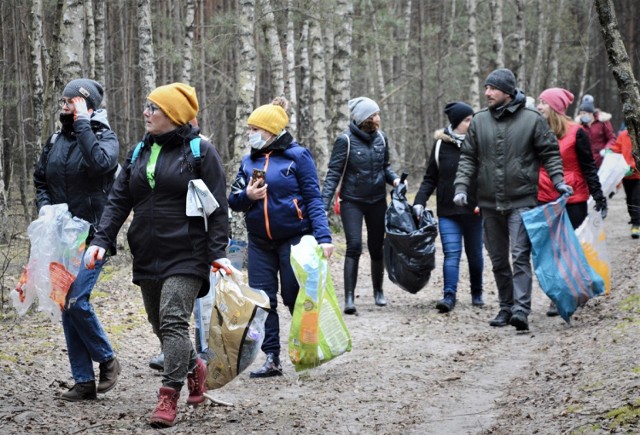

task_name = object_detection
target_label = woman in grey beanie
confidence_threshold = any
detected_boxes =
[322,97,401,314]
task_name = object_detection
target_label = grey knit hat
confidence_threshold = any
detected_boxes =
[63,78,104,110]
[484,68,517,97]
[579,94,595,113]
[348,97,380,125]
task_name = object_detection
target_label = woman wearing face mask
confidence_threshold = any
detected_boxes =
[412,102,484,313]
[229,97,333,378]
[576,94,616,168]
[537,88,606,316]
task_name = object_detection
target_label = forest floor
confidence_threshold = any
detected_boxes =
[0,192,639,434]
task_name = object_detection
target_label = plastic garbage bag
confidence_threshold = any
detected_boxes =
[289,235,352,371]
[11,204,89,322]
[522,195,604,323]
[383,181,438,294]
[205,266,269,390]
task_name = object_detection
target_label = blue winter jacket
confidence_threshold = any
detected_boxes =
[229,131,332,244]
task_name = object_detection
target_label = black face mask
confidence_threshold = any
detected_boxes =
[59,113,75,132]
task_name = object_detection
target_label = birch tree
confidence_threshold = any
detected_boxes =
[298,19,311,145]
[328,0,353,141]
[514,0,526,89]
[308,17,329,178]
[181,0,196,84]
[138,0,156,98]
[284,0,298,136]
[30,0,45,147]
[94,0,106,88]
[85,0,96,78]
[396,0,412,165]
[489,0,504,69]
[548,0,566,86]
[529,0,548,95]
[59,0,85,80]
[259,0,285,97]
[467,0,481,110]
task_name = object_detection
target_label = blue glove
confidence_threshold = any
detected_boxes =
[554,182,573,196]
[453,192,468,207]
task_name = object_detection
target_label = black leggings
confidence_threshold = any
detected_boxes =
[340,199,386,260]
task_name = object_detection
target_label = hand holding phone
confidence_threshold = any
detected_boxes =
[252,168,265,187]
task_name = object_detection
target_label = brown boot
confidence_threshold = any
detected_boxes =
[61,381,97,402]
[149,387,180,428]
[98,357,121,393]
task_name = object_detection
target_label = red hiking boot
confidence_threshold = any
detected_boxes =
[149,387,180,428]
[187,357,207,405]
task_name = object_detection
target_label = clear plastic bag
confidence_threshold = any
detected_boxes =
[11,204,89,322]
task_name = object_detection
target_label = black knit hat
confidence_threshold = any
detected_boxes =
[444,102,474,129]
[485,68,517,97]
[63,78,104,110]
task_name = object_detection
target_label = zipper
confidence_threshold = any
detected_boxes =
[293,198,303,220]
[262,152,273,239]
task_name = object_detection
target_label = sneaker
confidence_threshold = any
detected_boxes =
[186,357,207,405]
[510,311,529,331]
[632,225,640,239]
[250,353,283,378]
[97,357,121,393]
[149,387,180,428]
[546,301,559,317]
[489,309,511,327]
[149,352,164,371]
[435,292,456,313]
[61,381,97,402]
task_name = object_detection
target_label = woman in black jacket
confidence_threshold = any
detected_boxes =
[34,78,121,402]
[322,97,400,314]
[86,83,229,428]
[413,102,484,313]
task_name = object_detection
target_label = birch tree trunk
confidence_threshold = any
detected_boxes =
[548,0,566,86]
[467,0,481,110]
[60,0,85,80]
[396,0,412,165]
[308,17,329,179]
[298,19,311,145]
[229,0,257,243]
[84,0,95,78]
[181,0,195,84]
[489,0,504,69]
[328,0,352,141]
[594,0,640,156]
[529,0,548,95]
[284,0,298,136]
[30,0,45,147]
[575,4,593,118]
[514,0,526,89]
[94,0,106,89]
[137,0,156,98]
[259,0,285,97]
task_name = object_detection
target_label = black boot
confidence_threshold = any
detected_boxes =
[249,353,283,378]
[98,357,121,393]
[436,291,456,313]
[371,259,386,307]
[343,257,359,314]
[61,381,97,402]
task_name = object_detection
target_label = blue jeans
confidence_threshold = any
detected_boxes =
[438,215,484,295]
[248,233,303,357]
[481,207,533,315]
[62,254,115,383]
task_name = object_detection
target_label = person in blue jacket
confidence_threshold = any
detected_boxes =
[229,97,334,378]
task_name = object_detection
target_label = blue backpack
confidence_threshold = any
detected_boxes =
[130,137,202,169]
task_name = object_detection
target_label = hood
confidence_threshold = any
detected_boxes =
[596,110,612,123]
[433,128,457,144]
[90,109,111,130]
[490,89,526,120]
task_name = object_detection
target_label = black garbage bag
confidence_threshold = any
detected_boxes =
[384,181,438,294]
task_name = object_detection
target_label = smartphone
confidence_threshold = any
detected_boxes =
[252,168,266,187]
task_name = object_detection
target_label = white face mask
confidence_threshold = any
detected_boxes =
[249,132,267,149]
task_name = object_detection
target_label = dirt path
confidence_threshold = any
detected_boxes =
[1,193,639,434]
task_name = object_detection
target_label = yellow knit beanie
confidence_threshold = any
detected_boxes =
[247,98,289,135]
[148,83,199,126]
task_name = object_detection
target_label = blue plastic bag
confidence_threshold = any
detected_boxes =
[522,195,604,323]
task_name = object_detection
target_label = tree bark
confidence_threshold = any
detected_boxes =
[308,17,329,179]
[548,0,565,86]
[30,0,46,147]
[181,0,196,84]
[59,0,85,80]
[284,0,298,136]
[594,0,640,157]
[514,0,526,88]
[298,19,311,145]
[328,0,353,142]
[489,0,504,69]
[467,0,481,110]
[259,0,285,97]
[94,0,106,90]
[85,0,96,78]
[137,0,156,98]
[529,0,548,95]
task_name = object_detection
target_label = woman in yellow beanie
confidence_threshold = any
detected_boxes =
[86,83,230,427]
[229,97,334,378]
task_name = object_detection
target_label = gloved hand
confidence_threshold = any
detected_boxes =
[212,258,233,275]
[453,192,468,207]
[554,182,573,196]
[71,96,91,121]
[84,245,106,269]
[594,196,608,219]
[412,204,425,220]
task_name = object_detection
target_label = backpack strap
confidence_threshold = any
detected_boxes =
[130,137,201,170]
[130,141,145,167]
[376,130,387,147]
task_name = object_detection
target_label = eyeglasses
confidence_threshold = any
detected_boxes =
[58,98,72,108]
[144,102,160,115]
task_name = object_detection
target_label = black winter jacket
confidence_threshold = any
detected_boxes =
[455,91,564,211]
[322,122,399,210]
[91,125,229,295]
[34,110,119,248]
[414,127,478,216]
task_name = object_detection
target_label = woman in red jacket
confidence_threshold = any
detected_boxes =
[536,88,607,316]
[610,129,640,238]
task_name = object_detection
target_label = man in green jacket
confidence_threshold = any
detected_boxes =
[453,68,572,331]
